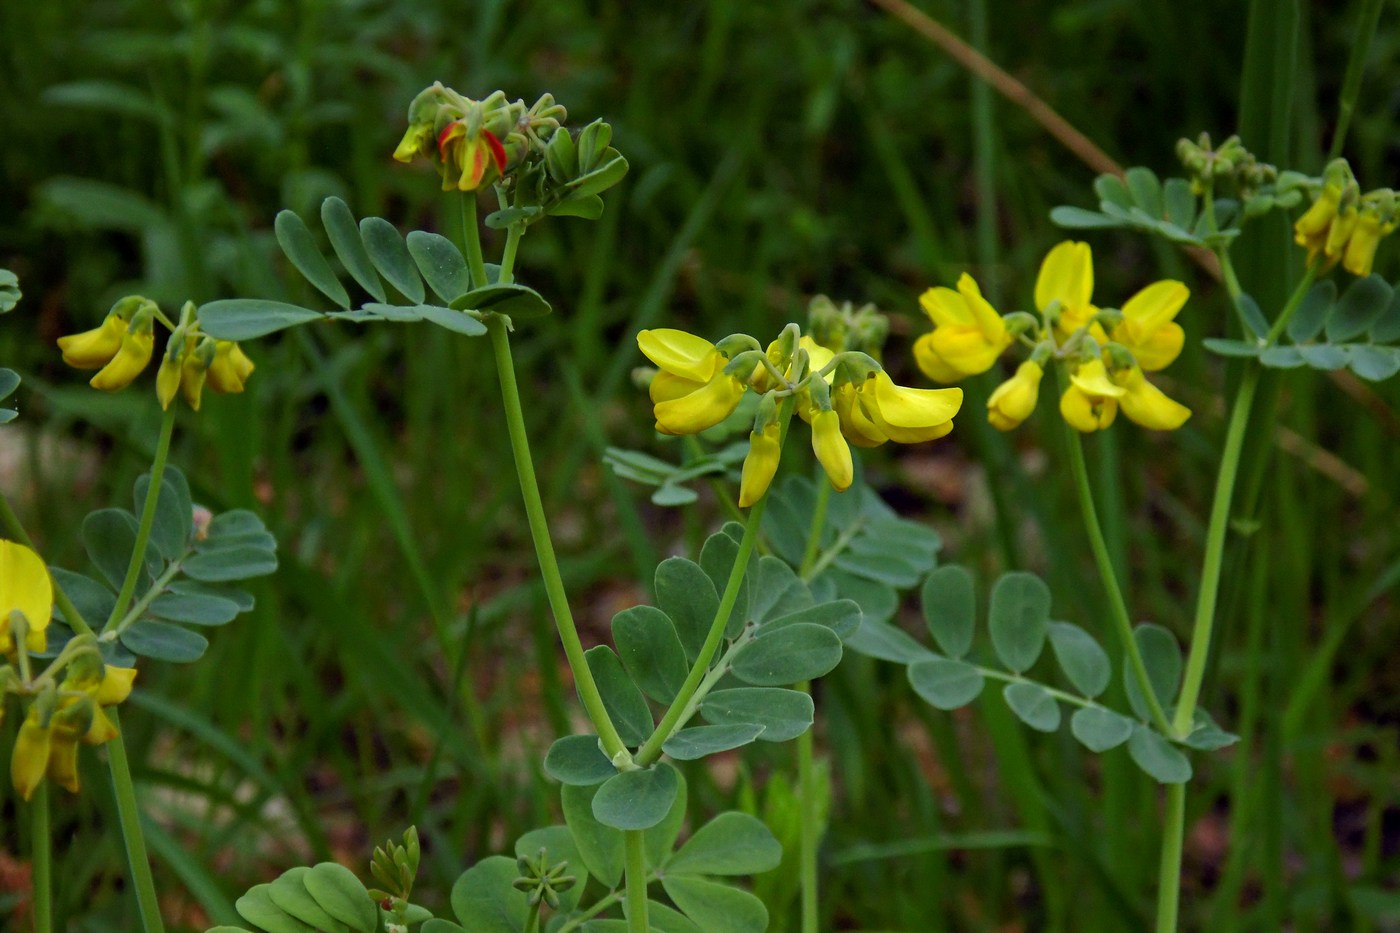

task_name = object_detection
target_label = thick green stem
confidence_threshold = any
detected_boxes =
[1059,415,1171,734]
[1155,783,1186,933]
[499,225,524,285]
[624,830,649,933]
[31,782,52,933]
[105,406,177,631]
[105,707,165,932]
[1172,266,1316,737]
[634,476,773,767]
[460,192,491,289]
[486,316,629,762]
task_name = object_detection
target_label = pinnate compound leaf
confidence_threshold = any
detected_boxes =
[1162,177,1197,229]
[83,508,147,589]
[748,556,813,624]
[701,687,813,742]
[183,547,278,583]
[661,876,768,933]
[148,592,240,626]
[197,300,325,341]
[1127,727,1192,784]
[729,623,842,686]
[1203,338,1262,358]
[663,723,765,760]
[562,783,624,887]
[405,231,471,304]
[275,209,351,309]
[922,564,976,659]
[1346,345,1400,382]
[988,572,1050,673]
[584,645,654,746]
[269,867,350,933]
[668,812,782,876]
[643,767,688,871]
[320,198,385,301]
[1124,624,1182,723]
[1003,682,1061,732]
[359,217,425,304]
[1125,166,1163,217]
[134,471,192,562]
[655,557,718,662]
[1070,707,1134,752]
[844,618,933,663]
[612,605,688,703]
[1298,343,1348,370]
[592,764,681,831]
[1048,621,1110,697]
[236,884,315,933]
[544,734,616,786]
[1050,206,1122,230]
[1260,345,1305,368]
[761,599,861,640]
[414,304,487,336]
[907,657,985,710]
[1370,290,1400,342]
[448,856,527,933]
[1236,293,1269,340]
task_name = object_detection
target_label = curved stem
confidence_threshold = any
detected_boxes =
[486,316,629,762]
[105,406,177,631]
[105,707,165,932]
[624,830,649,933]
[31,782,52,933]
[1059,412,1171,734]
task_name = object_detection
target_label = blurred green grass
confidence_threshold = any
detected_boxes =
[1,0,1398,929]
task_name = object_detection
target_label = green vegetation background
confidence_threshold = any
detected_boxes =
[1,1,1396,929]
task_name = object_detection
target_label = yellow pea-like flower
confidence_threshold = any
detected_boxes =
[0,539,52,656]
[738,422,782,508]
[1036,241,1099,337]
[638,329,725,382]
[653,373,746,436]
[1114,366,1192,431]
[437,120,507,192]
[1059,358,1124,433]
[90,326,155,392]
[1111,280,1189,372]
[913,273,1011,383]
[811,410,853,492]
[1342,212,1385,278]
[10,710,51,801]
[639,329,748,436]
[832,383,887,448]
[986,360,1043,431]
[855,371,962,444]
[205,341,256,394]
[1294,182,1341,241]
[393,122,435,163]
[58,315,128,370]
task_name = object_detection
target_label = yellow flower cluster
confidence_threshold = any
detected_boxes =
[58,297,254,408]
[1,539,137,800]
[638,327,962,507]
[916,241,1191,434]
[1293,159,1396,278]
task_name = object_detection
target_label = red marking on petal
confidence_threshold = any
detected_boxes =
[483,130,507,172]
[437,121,462,158]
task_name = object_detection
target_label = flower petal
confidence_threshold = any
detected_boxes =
[918,287,974,328]
[637,329,721,382]
[812,410,853,492]
[1121,280,1189,342]
[1069,359,1126,398]
[1035,241,1094,314]
[1,540,52,650]
[869,371,964,428]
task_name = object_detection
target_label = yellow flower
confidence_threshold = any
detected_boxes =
[845,371,962,445]
[1036,241,1098,337]
[1294,181,1341,246]
[1059,358,1124,433]
[638,329,748,435]
[90,323,154,392]
[738,422,782,508]
[1113,365,1191,430]
[811,410,853,492]
[11,708,53,800]
[58,315,128,369]
[437,121,507,192]
[913,273,1012,383]
[10,704,86,800]
[986,360,1043,431]
[205,341,256,394]
[0,539,51,656]
[1110,280,1189,372]
[393,122,435,163]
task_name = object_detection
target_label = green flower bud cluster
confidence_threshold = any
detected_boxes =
[1176,132,1276,198]
[512,847,577,910]
[806,295,890,360]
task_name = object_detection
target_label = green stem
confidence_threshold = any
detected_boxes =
[624,830,649,933]
[460,192,491,289]
[523,900,541,933]
[31,782,52,933]
[499,225,524,284]
[105,406,177,631]
[0,493,94,637]
[1172,266,1315,737]
[1059,414,1171,734]
[105,707,165,932]
[634,479,773,767]
[486,316,629,762]
[796,480,829,933]
[1155,783,1186,933]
